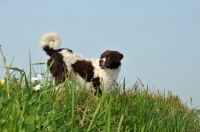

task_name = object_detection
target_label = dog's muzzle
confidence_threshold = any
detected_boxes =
[99,59,106,69]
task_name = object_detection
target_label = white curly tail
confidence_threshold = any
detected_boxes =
[40,32,61,49]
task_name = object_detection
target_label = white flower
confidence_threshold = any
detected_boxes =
[33,84,42,91]
[37,74,44,83]
[31,74,44,83]
[31,77,38,83]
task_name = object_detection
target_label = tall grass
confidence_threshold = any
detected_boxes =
[0,46,200,131]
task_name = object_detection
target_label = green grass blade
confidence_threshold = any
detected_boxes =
[87,101,102,132]
[71,79,75,130]
[23,73,31,97]
[117,114,124,132]
[31,62,46,65]
[0,45,10,98]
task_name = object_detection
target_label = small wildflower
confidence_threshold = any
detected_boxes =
[33,84,42,91]
[31,77,38,83]
[37,74,44,83]
[31,74,44,83]
[32,74,44,91]
[0,80,5,86]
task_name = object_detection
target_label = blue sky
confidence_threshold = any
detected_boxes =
[0,1,200,108]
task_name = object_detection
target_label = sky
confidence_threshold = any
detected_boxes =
[0,1,200,108]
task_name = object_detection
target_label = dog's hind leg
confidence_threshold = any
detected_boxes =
[90,77,102,96]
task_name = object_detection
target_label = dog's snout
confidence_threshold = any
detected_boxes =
[100,58,105,62]
[99,58,105,65]
[99,58,106,69]
[99,59,103,63]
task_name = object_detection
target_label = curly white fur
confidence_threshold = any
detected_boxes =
[40,32,61,49]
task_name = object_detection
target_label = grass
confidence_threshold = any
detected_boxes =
[0,45,200,131]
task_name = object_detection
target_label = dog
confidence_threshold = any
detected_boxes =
[40,32,123,94]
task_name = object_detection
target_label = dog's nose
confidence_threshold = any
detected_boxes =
[99,58,106,67]
[99,60,103,67]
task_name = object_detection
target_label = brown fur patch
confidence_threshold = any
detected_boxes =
[47,50,68,84]
[71,60,94,82]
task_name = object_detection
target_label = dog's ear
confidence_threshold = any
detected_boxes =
[100,50,110,58]
[114,51,124,62]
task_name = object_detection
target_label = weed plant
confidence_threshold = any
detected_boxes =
[0,46,199,131]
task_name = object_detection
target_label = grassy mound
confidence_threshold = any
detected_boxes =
[0,75,199,132]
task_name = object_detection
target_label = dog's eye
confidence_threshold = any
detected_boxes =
[107,57,111,60]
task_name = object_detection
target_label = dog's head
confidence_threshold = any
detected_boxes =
[99,50,124,69]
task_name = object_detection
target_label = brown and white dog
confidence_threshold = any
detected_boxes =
[40,32,123,94]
